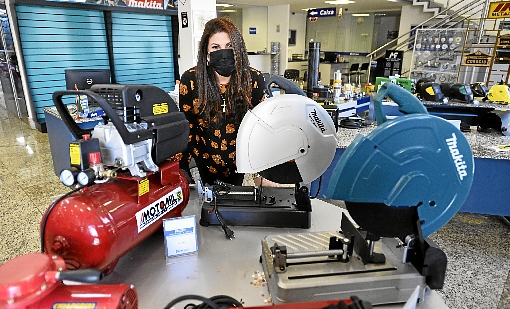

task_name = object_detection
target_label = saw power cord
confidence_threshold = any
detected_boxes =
[164,294,242,309]
[311,175,322,199]
[212,195,235,240]
[210,182,235,240]
[163,295,371,309]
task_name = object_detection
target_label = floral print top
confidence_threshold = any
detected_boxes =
[178,67,266,183]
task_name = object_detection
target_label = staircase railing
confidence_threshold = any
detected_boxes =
[367,0,487,61]
[393,5,484,54]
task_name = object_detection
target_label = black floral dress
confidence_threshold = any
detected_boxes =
[178,67,266,185]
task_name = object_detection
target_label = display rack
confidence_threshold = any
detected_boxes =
[409,28,466,84]
[457,18,510,87]
[0,14,22,118]
[270,41,280,75]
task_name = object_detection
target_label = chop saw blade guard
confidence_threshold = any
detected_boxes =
[326,83,474,237]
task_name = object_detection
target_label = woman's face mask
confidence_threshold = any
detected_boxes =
[209,49,236,77]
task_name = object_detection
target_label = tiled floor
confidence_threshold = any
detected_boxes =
[0,93,509,308]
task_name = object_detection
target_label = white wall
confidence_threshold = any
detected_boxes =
[288,12,307,58]
[267,5,290,75]
[242,7,268,53]
[398,5,433,76]
[178,0,217,75]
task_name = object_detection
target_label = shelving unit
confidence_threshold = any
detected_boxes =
[457,18,510,87]
[270,41,280,75]
[0,14,23,118]
[409,28,466,84]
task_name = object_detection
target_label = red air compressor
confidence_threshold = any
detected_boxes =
[0,253,138,308]
[44,84,190,273]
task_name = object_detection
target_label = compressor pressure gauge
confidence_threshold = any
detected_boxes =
[60,167,79,187]
[77,169,96,186]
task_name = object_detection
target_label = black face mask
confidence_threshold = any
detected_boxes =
[209,49,236,77]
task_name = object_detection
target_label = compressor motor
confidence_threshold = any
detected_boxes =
[57,84,190,184]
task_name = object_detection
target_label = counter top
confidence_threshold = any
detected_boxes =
[335,122,510,160]
[422,99,510,110]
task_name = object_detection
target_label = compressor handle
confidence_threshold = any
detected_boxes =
[53,89,152,144]
[372,82,428,125]
[56,269,104,283]
[264,74,306,97]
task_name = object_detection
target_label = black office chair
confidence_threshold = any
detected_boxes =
[347,63,360,85]
[284,69,300,82]
[357,62,370,85]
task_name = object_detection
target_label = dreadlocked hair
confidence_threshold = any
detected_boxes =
[195,17,253,128]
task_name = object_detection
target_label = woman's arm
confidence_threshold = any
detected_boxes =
[178,69,199,175]
[250,69,267,106]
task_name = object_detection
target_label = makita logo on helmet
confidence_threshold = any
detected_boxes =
[309,109,326,133]
[445,133,468,180]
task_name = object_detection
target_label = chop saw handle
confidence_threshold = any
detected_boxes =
[264,74,306,97]
[53,89,152,143]
[372,82,428,125]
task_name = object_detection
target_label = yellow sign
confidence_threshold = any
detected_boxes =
[488,1,510,18]
[52,303,97,309]
[463,50,492,67]
[153,102,169,115]
[69,144,81,166]
[138,178,149,196]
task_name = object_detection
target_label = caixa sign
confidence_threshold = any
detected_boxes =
[307,7,337,18]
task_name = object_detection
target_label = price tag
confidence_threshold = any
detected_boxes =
[163,215,198,258]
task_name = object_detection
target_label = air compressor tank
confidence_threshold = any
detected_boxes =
[41,160,189,274]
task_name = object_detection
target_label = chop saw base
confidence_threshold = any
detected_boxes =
[260,227,429,306]
[199,186,312,228]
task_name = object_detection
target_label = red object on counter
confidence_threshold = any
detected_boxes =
[0,253,137,309]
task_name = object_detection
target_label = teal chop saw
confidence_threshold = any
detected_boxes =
[237,83,474,305]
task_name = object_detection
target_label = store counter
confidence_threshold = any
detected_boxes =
[310,124,510,217]
[102,196,448,309]
[422,100,509,126]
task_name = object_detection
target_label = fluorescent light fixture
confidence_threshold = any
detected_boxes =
[219,9,237,12]
[216,3,233,7]
[325,0,355,4]
[303,7,317,11]
[352,13,370,16]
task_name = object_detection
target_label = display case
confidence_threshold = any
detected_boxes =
[409,28,466,84]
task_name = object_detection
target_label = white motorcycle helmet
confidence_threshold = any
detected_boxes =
[236,94,338,184]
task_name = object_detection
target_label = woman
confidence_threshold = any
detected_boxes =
[179,17,266,186]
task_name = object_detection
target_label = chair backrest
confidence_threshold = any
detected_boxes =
[349,63,360,72]
[284,69,300,80]
[359,62,370,71]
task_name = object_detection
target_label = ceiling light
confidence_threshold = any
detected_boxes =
[302,7,317,11]
[352,13,369,16]
[325,0,355,4]
[219,9,237,12]
[216,4,233,7]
